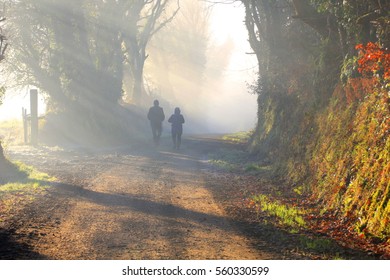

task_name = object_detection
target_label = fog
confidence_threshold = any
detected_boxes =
[203,42,257,133]
[144,1,258,134]
[0,89,46,121]
[0,0,258,145]
[205,2,257,133]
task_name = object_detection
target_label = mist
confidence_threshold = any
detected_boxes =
[0,0,258,147]
[144,0,258,134]
[0,89,46,121]
[204,2,258,133]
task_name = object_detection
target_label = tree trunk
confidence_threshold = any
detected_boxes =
[132,65,146,106]
[127,37,147,106]
[0,141,4,161]
[291,0,339,42]
[291,0,343,73]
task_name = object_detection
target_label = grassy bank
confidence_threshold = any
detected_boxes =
[0,161,54,218]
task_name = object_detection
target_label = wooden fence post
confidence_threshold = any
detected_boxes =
[30,89,38,145]
[22,107,28,144]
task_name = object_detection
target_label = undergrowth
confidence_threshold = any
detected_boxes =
[0,119,24,146]
[222,131,253,144]
[248,77,389,242]
[0,161,54,215]
[250,194,306,230]
[310,82,389,238]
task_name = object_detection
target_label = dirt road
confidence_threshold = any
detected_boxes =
[2,135,379,260]
[1,136,277,259]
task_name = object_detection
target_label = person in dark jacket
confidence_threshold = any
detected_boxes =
[147,100,165,145]
[168,107,185,150]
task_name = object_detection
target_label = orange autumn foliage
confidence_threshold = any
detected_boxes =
[345,77,376,104]
[356,42,390,83]
[341,43,390,103]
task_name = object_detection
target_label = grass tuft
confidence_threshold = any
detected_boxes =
[0,161,54,208]
[252,194,307,229]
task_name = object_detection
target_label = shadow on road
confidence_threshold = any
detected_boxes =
[0,229,47,260]
[3,135,378,259]
[51,179,374,259]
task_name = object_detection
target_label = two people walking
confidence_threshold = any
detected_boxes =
[147,100,185,150]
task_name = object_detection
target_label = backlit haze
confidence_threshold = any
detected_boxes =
[0,1,257,134]
[206,2,257,133]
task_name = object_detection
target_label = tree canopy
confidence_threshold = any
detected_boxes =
[4,0,180,110]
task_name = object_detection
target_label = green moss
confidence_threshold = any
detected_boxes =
[252,194,307,229]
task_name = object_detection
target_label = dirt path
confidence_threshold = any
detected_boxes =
[1,136,276,259]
